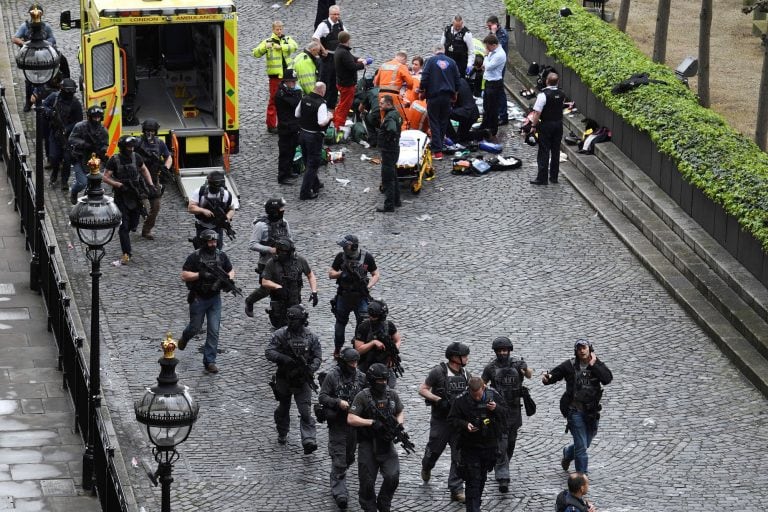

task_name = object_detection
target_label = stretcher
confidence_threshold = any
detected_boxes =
[395,129,435,194]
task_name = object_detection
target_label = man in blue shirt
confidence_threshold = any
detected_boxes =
[478,34,506,142]
[419,45,461,161]
[12,4,57,112]
[486,16,510,125]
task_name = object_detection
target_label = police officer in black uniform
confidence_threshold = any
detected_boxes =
[313,5,345,109]
[68,106,109,205]
[265,305,322,453]
[442,15,473,76]
[178,229,235,374]
[354,299,401,387]
[318,347,367,510]
[529,70,565,185]
[347,363,404,512]
[261,238,319,328]
[418,342,470,503]
[103,135,155,264]
[187,170,239,248]
[448,376,508,512]
[481,336,533,493]
[275,69,303,185]
[42,77,82,189]
[136,118,172,240]
[376,95,402,213]
[329,234,380,358]
[296,82,332,200]
[245,198,293,316]
[542,339,612,474]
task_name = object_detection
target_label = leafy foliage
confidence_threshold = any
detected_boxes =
[507,0,768,248]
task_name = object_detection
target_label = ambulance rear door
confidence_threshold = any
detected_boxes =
[82,25,122,156]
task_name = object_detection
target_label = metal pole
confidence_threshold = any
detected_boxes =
[82,246,104,491]
[29,95,44,292]
[159,459,173,512]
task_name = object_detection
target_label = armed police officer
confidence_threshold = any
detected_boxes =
[103,135,155,265]
[275,69,303,185]
[353,299,402,387]
[42,77,81,190]
[449,376,508,512]
[68,106,109,205]
[245,197,293,317]
[347,363,405,512]
[265,305,322,454]
[418,342,470,504]
[481,336,533,493]
[187,170,239,249]
[329,234,380,358]
[543,339,612,474]
[318,347,367,510]
[179,229,237,374]
[135,118,172,240]
[261,238,319,328]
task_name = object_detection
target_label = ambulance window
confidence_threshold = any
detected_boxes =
[91,42,115,92]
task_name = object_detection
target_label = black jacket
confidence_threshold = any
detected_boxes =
[275,83,302,133]
[333,44,364,87]
[448,387,508,450]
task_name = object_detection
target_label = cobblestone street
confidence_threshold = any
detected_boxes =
[3,0,768,510]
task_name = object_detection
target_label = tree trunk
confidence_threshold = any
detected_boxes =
[653,0,672,63]
[698,0,712,107]
[617,0,631,32]
[756,36,768,150]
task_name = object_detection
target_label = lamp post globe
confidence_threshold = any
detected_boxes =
[14,7,60,85]
[135,334,199,512]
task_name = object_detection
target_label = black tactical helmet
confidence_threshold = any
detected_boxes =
[492,336,513,352]
[339,347,360,363]
[337,234,359,248]
[117,135,138,152]
[445,342,470,359]
[368,300,388,320]
[367,362,389,383]
[264,197,287,216]
[274,237,295,252]
[141,118,160,132]
[86,106,104,121]
[282,69,298,81]
[286,304,308,322]
[199,229,218,242]
[60,78,77,93]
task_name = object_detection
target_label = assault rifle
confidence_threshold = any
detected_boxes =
[371,403,416,454]
[341,259,370,297]
[288,344,318,392]
[47,99,68,147]
[134,145,173,187]
[201,260,242,296]
[374,323,404,378]
[121,180,149,218]
[210,203,236,241]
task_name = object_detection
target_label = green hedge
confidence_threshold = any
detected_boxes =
[506,0,768,248]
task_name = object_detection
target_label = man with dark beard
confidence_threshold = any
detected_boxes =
[265,305,322,453]
[318,347,367,509]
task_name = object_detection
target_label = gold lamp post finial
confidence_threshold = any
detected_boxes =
[162,332,177,359]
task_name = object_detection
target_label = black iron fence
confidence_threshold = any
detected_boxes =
[0,84,130,512]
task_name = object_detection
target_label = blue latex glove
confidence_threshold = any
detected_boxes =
[365,57,373,65]
[466,65,473,76]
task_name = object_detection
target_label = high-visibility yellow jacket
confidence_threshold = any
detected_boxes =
[252,33,298,78]
[293,50,319,95]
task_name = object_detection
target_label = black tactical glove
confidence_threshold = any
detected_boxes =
[198,267,210,280]
[310,292,319,307]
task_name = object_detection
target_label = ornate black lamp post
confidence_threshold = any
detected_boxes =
[69,159,121,491]
[14,6,59,291]
[135,334,199,512]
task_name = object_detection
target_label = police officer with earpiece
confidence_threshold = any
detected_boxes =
[481,336,533,493]
[245,198,293,317]
[265,305,322,454]
[103,135,154,265]
[542,339,612,474]
[318,347,367,510]
[68,106,109,204]
[136,118,172,240]
[417,342,470,504]
[260,237,319,328]
[347,363,404,512]
[187,170,239,248]
[178,229,235,374]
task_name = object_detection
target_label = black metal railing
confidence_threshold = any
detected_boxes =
[0,84,130,512]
